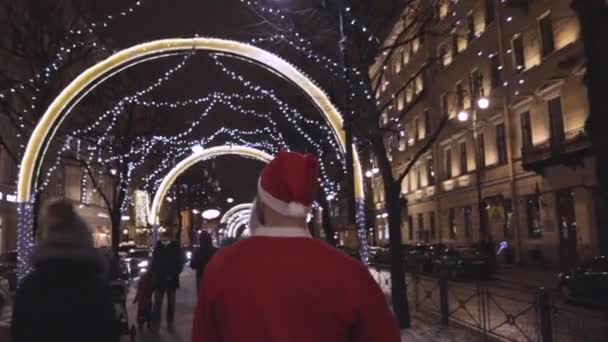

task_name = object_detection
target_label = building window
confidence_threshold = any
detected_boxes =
[512,34,525,72]
[464,206,473,240]
[520,111,533,149]
[430,213,437,240]
[485,0,495,25]
[424,109,432,135]
[452,34,459,56]
[414,117,420,141]
[427,157,435,186]
[418,213,424,241]
[490,54,502,89]
[439,44,451,67]
[402,47,411,65]
[441,93,449,116]
[449,208,457,239]
[394,55,402,74]
[548,97,565,146]
[470,69,483,101]
[496,123,507,164]
[526,194,542,238]
[438,1,449,20]
[417,166,422,189]
[460,142,468,174]
[478,133,486,168]
[467,13,476,42]
[539,12,555,57]
[397,91,404,111]
[408,215,414,240]
[445,149,452,179]
[412,37,421,53]
[415,75,424,95]
[456,82,465,110]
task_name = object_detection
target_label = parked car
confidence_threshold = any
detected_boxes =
[0,251,17,290]
[433,247,492,280]
[369,247,390,267]
[122,248,151,278]
[558,256,608,307]
[403,244,443,273]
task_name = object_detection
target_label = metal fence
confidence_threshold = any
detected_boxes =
[369,267,608,342]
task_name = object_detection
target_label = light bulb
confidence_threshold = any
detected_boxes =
[458,111,470,122]
[477,97,490,109]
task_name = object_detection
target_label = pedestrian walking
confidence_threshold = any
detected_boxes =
[192,151,401,342]
[190,231,217,292]
[150,231,184,332]
[11,199,118,342]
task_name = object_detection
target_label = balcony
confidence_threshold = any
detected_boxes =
[522,128,592,173]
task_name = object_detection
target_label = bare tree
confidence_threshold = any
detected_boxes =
[239,0,458,328]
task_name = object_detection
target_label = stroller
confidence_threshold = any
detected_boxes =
[110,279,137,342]
[133,272,154,330]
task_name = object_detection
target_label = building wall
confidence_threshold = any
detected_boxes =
[368,0,595,269]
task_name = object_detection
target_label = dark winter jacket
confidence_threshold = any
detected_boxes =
[190,245,217,286]
[150,241,184,290]
[11,258,117,342]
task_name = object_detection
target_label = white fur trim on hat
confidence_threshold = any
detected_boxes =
[257,182,311,218]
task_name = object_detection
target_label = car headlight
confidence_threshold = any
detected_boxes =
[186,251,192,260]
[137,260,149,268]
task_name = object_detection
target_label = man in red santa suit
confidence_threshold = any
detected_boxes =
[192,151,401,342]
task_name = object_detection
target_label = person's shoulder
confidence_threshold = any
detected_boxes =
[309,241,370,274]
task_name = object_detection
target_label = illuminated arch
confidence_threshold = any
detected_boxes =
[226,212,250,238]
[149,145,271,226]
[16,38,370,281]
[228,215,251,238]
[220,203,253,224]
[17,37,364,204]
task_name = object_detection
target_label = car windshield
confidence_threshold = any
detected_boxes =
[128,250,150,259]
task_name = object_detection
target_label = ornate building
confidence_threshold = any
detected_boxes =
[369,0,595,269]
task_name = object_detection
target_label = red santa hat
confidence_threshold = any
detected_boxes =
[257,151,319,218]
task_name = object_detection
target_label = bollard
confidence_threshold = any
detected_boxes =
[538,287,554,342]
[439,270,449,326]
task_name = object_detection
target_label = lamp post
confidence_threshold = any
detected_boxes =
[458,73,491,243]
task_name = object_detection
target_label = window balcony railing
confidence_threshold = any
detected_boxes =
[522,128,591,172]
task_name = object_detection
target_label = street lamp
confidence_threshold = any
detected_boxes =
[365,170,373,178]
[477,97,490,110]
[226,197,234,204]
[457,110,470,122]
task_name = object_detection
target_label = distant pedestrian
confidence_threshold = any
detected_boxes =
[11,199,117,342]
[190,231,217,292]
[192,151,401,342]
[150,231,184,332]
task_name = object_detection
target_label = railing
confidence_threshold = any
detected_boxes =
[522,128,591,168]
[369,267,608,342]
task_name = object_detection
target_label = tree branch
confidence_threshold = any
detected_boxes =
[397,114,449,185]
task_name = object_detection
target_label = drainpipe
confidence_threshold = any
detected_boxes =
[494,0,523,264]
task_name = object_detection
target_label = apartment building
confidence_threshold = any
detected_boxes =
[369,0,595,269]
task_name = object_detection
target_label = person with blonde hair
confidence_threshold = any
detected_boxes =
[11,199,117,342]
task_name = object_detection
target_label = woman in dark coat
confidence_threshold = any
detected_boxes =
[11,199,118,342]
[190,231,217,292]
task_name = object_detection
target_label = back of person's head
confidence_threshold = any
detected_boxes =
[34,198,103,268]
[40,199,93,248]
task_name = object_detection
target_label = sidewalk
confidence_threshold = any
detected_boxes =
[401,314,484,342]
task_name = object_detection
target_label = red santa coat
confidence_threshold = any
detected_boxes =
[192,227,401,342]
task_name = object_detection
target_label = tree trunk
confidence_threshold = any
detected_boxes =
[572,0,608,255]
[319,196,336,246]
[372,135,411,328]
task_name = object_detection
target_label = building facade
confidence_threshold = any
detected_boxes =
[369,0,595,269]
